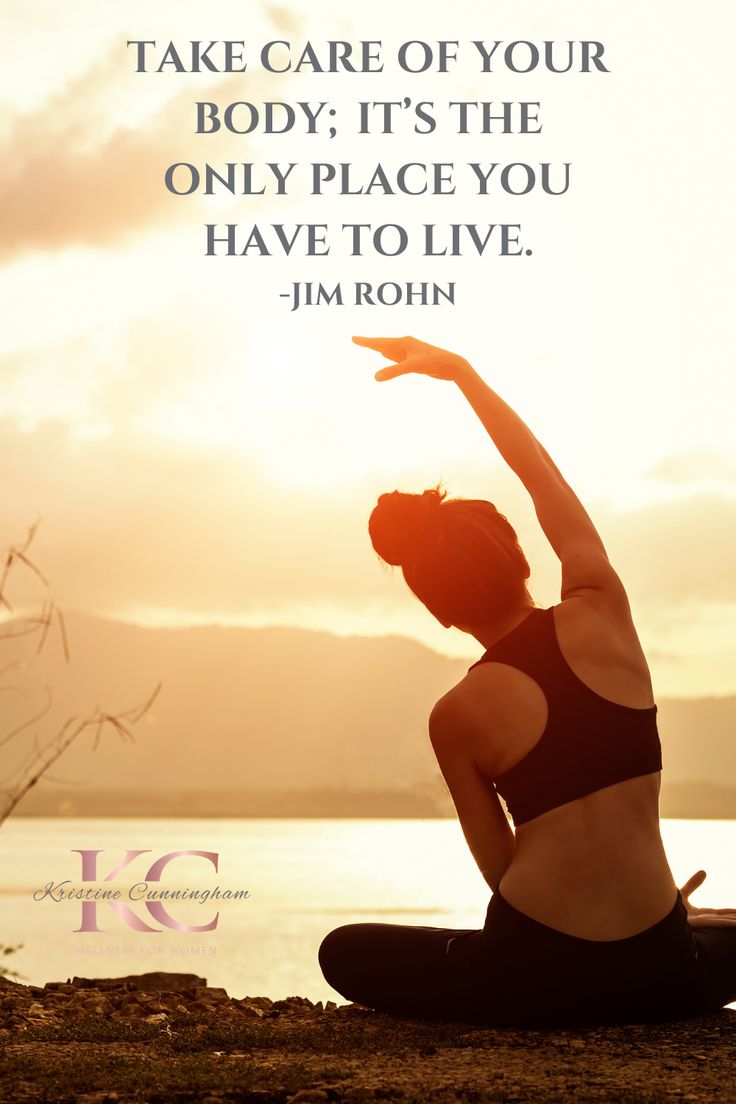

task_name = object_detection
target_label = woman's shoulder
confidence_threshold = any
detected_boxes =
[549,595,657,710]
[428,654,548,770]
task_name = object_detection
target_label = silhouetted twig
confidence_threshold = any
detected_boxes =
[0,686,161,828]
[0,521,161,826]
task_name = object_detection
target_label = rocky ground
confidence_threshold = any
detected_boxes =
[1,972,734,1103]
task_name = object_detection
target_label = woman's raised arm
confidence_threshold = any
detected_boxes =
[353,334,628,607]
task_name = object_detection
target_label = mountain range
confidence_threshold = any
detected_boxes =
[4,612,735,818]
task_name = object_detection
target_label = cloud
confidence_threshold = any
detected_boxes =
[0,47,277,259]
[0,417,382,617]
[265,5,303,34]
[3,418,736,627]
[601,492,736,608]
[647,450,736,486]
[0,297,223,430]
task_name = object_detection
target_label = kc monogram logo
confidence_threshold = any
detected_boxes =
[72,850,219,933]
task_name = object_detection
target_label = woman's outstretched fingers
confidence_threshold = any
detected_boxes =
[352,336,416,382]
[352,336,412,361]
[353,335,469,383]
[374,361,414,382]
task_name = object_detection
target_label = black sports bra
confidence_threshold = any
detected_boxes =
[466,605,662,826]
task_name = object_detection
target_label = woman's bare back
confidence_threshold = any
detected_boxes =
[454,595,680,939]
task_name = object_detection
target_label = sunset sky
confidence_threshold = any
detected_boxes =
[1,0,735,697]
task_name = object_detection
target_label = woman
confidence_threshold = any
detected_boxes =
[318,335,736,1027]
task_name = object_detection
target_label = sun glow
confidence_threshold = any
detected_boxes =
[1,0,735,694]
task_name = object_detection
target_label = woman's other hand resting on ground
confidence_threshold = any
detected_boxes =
[679,870,736,928]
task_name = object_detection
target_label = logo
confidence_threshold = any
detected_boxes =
[32,849,251,933]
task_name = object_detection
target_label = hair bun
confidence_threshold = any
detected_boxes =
[368,485,446,566]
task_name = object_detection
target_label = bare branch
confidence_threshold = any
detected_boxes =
[11,549,49,588]
[117,681,162,724]
[55,605,71,664]
[0,685,53,749]
[0,621,49,643]
[17,518,42,557]
[34,599,53,655]
[38,770,92,787]
[1,520,157,827]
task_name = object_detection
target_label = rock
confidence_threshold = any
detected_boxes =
[67,972,206,993]
[286,1092,330,1103]
[113,1004,146,1021]
[131,972,207,991]
[77,993,112,1010]
[193,987,229,1003]
[0,977,22,990]
[272,996,316,1012]
[120,994,147,1008]
[240,995,273,1009]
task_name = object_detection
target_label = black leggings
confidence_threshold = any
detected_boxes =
[318,889,736,1027]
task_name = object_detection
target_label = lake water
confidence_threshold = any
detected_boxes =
[1,818,734,1005]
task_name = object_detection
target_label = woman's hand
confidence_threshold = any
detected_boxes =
[679,869,736,928]
[352,335,472,383]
